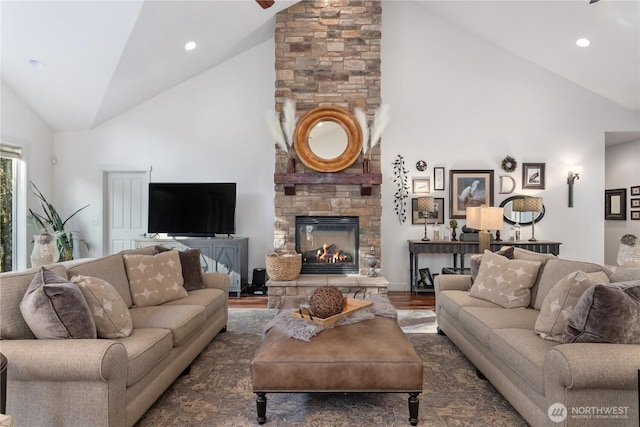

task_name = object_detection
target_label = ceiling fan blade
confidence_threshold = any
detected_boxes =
[256,0,275,9]
[589,0,600,3]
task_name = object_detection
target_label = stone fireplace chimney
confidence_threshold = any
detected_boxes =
[273,0,382,275]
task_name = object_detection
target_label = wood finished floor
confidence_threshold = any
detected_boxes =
[228,291,435,310]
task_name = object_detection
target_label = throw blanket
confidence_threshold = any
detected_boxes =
[263,295,397,341]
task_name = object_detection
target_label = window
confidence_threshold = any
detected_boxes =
[1,144,21,272]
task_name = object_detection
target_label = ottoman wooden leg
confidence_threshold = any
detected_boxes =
[408,392,420,426]
[256,392,267,424]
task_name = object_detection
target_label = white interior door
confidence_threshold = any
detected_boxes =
[105,170,149,254]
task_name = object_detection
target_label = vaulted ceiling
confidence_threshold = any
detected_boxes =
[1,1,638,133]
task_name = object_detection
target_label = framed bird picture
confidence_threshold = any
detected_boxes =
[522,163,545,190]
[449,170,494,219]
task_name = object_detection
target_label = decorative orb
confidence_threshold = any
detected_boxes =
[309,286,345,318]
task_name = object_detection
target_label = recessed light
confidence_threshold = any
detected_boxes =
[29,59,44,70]
[184,41,197,51]
[576,38,590,47]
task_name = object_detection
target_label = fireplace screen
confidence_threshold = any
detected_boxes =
[295,216,359,274]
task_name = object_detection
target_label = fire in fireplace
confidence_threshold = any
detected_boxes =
[295,216,359,274]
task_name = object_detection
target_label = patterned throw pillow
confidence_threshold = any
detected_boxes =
[71,275,133,338]
[469,250,542,308]
[534,270,610,342]
[123,250,188,307]
[470,246,515,284]
[155,247,204,291]
[20,267,97,339]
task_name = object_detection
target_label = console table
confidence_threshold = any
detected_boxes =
[134,237,249,297]
[408,240,561,293]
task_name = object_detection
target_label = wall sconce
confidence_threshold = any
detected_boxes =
[567,166,582,208]
[466,205,504,253]
[417,197,435,241]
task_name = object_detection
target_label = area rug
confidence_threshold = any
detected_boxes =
[134,309,526,426]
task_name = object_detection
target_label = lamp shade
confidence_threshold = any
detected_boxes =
[523,197,543,213]
[512,198,526,213]
[466,206,504,231]
[417,197,435,212]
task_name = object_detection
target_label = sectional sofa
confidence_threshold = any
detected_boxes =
[0,246,229,427]
[435,247,640,426]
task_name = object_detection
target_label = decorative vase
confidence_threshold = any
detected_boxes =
[617,234,640,267]
[363,158,370,174]
[31,234,60,267]
[287,158,296,173]
[451,227,458,241]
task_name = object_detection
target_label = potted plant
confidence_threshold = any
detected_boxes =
[28,182,89,262]
[449,219,458,241]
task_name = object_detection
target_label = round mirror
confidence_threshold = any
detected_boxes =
[308,121,348,159]
[499,195,545,225]
[294,105,362,172]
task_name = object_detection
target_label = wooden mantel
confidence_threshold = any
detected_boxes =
[274,172,382,196]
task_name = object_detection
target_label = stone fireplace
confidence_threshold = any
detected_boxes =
[272,1,382,275]
[295,216,359,274]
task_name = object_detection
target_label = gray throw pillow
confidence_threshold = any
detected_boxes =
[562,280,640,344]
[20,267,97,339]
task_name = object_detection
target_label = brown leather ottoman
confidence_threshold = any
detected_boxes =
[251,315,424,425]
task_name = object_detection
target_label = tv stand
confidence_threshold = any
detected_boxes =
[134,236,248,297]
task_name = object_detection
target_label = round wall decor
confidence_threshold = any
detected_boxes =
[501,156,517,173]
[416,160,427,171]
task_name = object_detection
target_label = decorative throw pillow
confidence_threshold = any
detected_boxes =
[20,267,97,339]
[535,270,610,342]
[71,275,133,338]
[123,250,188,307]
[562,280,640,344]
[155,247,204,291]
[470,246,515,284]
[469,250,542,308]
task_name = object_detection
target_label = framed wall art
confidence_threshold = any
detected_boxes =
[449,170,494,219]
[605,188,627,220]
[433,167,445,191]
[632,186,640,196]
[631,199,640,208]
[631,211,640,220]
[412,197,444,224]
[412,178,430,194]
[522,163,545,189]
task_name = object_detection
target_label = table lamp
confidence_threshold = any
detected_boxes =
[522,197,543,241]
[466,205,504,253]
[417,197,435,241]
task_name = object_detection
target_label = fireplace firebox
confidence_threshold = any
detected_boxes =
[295,216,359,274]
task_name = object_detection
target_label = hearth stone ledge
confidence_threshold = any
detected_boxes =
[266,274,389,309]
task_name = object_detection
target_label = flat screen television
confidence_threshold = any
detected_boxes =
[148,182,236,237]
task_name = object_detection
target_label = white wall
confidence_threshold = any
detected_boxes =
[604,139,640,265]
[53,39,278,276]
[20,2,640,288]
[380,2,640,289]
[1,81,55,268]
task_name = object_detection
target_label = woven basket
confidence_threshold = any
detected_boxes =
[266,252,302,281]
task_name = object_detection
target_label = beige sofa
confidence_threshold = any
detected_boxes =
[435,248,640,427]
[0,246,229,427]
